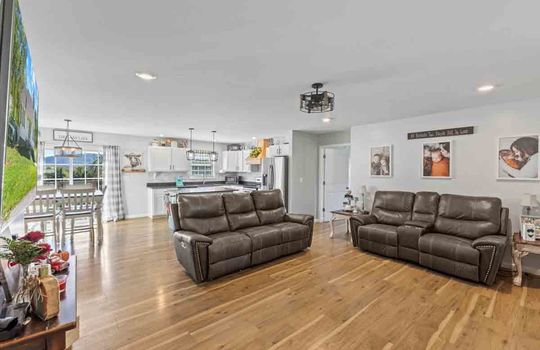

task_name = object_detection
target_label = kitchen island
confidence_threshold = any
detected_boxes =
[146,181,259,218]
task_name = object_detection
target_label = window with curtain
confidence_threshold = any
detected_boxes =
[190,150,215,178]
[42,148,104,189]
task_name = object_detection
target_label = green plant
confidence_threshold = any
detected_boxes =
[0,237,42,266]
[249,146,262,158]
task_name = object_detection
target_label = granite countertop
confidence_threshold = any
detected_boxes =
[147,181,260,189]
[169,186,237,195]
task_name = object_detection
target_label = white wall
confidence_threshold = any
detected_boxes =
[318,130,350,146]
[289,130,319,215]
[39,128,227,218]
[350,98,540,273]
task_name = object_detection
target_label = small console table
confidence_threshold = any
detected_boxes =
[512,233,540,287]
[0,257,78,350]
[329,210,369,239]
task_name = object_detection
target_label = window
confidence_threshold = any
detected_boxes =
[190,150,215,178]
[42,148,104,189]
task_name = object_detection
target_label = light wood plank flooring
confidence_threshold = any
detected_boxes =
[65,218,540,349]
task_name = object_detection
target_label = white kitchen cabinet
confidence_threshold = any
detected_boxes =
[148,146,189,172]
[241,150,252,173]
[171,148,189,171]
[266,144,290,157]
[222,150,244,172]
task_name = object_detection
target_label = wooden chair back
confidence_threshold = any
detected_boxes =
[25,187,58,217]
[59,188,96,214]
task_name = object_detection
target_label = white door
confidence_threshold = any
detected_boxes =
[322,146,350,221]
[148,147,172,172]
[171,148,189,172]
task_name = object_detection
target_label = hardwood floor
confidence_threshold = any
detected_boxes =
[66,217,540,349]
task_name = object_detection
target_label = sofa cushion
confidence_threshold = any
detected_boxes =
[238,225,282,250]
[418,233,479,266]
[411,192,440,223]
[251,189,286,225]
[357,224,398,246]
[223,192,261,230]
[269,222,309,243]
[178,194,229,235]
[434,194,502,239]
[371,191,415,226]
[207,232,252,264]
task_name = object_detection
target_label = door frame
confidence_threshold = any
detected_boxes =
[318,143,351,222]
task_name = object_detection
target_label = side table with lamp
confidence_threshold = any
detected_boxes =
[512,193,539,286]
[329,186,370,239]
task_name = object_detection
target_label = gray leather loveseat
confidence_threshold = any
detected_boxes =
[170,189,313,282]
[350,191,510,285]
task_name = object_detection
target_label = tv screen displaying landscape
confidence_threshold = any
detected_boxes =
[1,0,38,221]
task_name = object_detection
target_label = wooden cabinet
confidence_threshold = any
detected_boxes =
[148,147,189,172]
[267,144,290,157]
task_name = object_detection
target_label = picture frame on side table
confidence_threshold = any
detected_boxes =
[497,135,539,181]
[521,215,540,241]
[422,140,452,179]
[369,145,392,177]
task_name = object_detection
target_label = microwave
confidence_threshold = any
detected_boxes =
[225,176,239,184]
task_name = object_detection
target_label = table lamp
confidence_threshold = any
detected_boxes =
[521,194,538,215]
[360,185,368,212]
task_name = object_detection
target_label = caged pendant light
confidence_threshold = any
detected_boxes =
[186,128,195,161]
[209,131,218,162]
[54,119,82,158]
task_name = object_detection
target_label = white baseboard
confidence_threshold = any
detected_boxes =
[124,214,150,220]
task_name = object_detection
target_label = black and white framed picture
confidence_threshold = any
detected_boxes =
[497,135,539,181]
[370,145,392,177]
[422,141,452,178]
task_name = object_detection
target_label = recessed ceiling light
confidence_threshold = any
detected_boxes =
[159,134,164,137]
[135,72,157,81]
[251,137,257,140]
[477,84,495,93]
[322,117,332,123]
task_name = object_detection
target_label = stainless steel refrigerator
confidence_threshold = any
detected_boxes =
[261,156,288,209]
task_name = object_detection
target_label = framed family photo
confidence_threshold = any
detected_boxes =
[370,145,392,177]
[422,140,452,178]
[497,135,539,181]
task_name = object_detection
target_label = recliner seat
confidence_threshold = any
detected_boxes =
[171,190,314,283]
[350,191,510,286]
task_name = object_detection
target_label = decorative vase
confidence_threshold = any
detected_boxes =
[15,264,38,304]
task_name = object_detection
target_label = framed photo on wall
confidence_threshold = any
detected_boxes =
[370,145,392,177]
[422,140,452,178]
[497,135,539,181]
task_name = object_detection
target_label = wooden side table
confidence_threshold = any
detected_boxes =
[329,210,369,239]
[512,232,540,286]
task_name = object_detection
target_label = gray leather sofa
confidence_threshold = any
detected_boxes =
[350,191,510,285]
[170,189,314,283]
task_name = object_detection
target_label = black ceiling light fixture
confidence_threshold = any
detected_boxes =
[300,83,335,113]
[209,131,218,162]
[186,128,195,161]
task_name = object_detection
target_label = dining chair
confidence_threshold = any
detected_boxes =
[24,187,59,248]
[58,186,97,244]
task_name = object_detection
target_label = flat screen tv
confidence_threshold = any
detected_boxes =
[0,0,38,233]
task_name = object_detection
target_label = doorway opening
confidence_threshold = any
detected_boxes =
[319,144,350,222]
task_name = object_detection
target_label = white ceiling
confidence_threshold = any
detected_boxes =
[20,0,540,143]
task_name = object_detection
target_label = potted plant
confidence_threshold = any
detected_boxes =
[0,231,51,302]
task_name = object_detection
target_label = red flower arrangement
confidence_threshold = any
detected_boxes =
[19,231,45,243]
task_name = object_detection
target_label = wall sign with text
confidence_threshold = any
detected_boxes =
[53,129,94,143]
[407,126,474,140]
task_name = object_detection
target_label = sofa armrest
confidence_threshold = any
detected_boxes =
[404,220,433,230]
[173,231,213,283]
[284,213,314,226]
[285,213,314,246]
[349,215,378,247]
[472,235,508,286]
